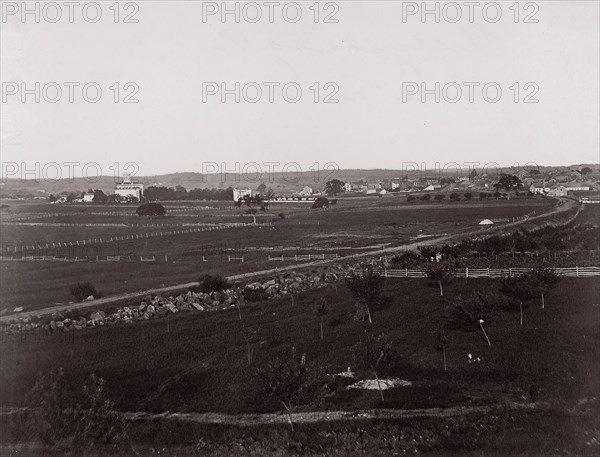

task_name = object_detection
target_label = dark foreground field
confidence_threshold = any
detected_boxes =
[1,276,599,455]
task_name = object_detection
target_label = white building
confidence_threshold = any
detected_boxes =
[233,188,252,201]
[115,178,144,201]
[82,192,95,203]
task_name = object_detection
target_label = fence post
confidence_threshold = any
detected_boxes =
[384,268,387,278]
[576,266,579,277]
[405,268,408,277]
[487,268,490,278]
[466,267,468,278]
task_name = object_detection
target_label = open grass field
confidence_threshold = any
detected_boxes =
[0,197,556,311]
[0,276,598,455]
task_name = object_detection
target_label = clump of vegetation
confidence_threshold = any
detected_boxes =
[197,274,229,293]
[135,202,166,216]
[257,348,325,430]
[425,264,453,296]
[345,269,390,323]
[390,251,422,269]
[312,197,330,209]
[527,267,562,309]
[449,291,500,335]
[278,212,286,219]
[69,282,99,301]
[25,368,127,451]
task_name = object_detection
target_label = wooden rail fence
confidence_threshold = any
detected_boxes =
[381,267,600,279]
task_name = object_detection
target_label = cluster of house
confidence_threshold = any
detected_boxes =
[50,178,145,204]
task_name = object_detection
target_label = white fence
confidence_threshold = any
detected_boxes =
[268,254,340,262]
[382,267,600,279]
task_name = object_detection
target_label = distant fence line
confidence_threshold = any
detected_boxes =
[268,254,340,261]
[381,267,600,279]
[3,222,268,251]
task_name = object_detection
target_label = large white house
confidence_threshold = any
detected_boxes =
[115,178,144,201]
[233,188,252,201]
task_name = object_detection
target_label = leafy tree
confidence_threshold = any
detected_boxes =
[390,251,422,269]
[136,202,166,216]
[496,174,523,191]
[93,189,107,204]
[425,264,453,296]
[499,274,537,325]
[581,166,593,175]
[324,179,345,197]
[449,291,499,336]
[314,298,330,340]
[48,194,57,202]
[527,267,562,309]
[312,197,330,209]
[256,183,267,195]
[345,269,388,323]
[464,192,473,200]
[70,282,99,301]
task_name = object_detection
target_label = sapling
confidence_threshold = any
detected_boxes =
[425,264,453,296]
[527,268,562,309]
[314,298,330,340]
[435,329,449,372]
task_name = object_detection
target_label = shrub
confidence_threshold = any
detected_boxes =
[425,264,453,296]
[197,274,229,293]
[479,192,488,199]
[330,199,338,205]
[420,194,432,201]
[69,282,98,301]
[278,213,285,219]
[390,251,422,268]
[407,195,416,202]
[449,291,500,331]
[450,193,461,201]
[312,197,330,209]
[136,202,166,216]
[464,192,473,200]
[434,194,445,201]
[345,269,390,323]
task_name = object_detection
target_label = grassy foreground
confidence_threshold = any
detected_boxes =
[1,276,599,454]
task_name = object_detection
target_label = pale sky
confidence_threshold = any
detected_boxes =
[1,1,599,179]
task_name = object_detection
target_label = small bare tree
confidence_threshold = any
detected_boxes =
[242,325,262,365]
[345,269,389,323]
[527,267,562,309]
[499,274,537,325]
[314,298,330,340]
[449,291,499,345]
[355,332,393,405]
[435,329,450,372]
[235,294,245,321]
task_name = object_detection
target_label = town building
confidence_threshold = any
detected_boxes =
[233,188,252,201]
[115,178,144,201]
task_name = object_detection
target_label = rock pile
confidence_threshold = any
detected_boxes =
[2,263,368,335]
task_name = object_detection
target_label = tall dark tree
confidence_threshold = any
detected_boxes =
[324,179,345,197]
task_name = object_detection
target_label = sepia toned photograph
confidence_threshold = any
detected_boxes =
[1,1,599,455]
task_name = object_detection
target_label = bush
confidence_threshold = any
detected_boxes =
[450,193,461,201]
[434,194,445,201]
[420,194,432,201]
[69,282,98,301]
[407,195,416,202]
[312,197,330,209]
[136,202,166,216]
[464,192,473,200]
[479,192,488,199]
[278,213,286,219]
[330,199,338,205]
[197,274,229,293]
[449,291,500,331]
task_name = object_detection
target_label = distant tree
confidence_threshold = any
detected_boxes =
[479,192,488,200]
[312,197,330,209]
[136,202,165,216]
[493,191,502,199]
[278,212,286,219]
[265,187,276,199]
[581,167,593,175]
[407,195,416,202]
[450,193,461,201]
[314,298,330,340]
[419,245,439,260]
[330,199,338,205]
[70,282,98,301]
[449,291,499,339]
[425,264,453,296]
[48,194,57,202]
[464,192,473,200]
[324,179,345,197]
[420,194,432,201]
[106,194,120,204]
[345,269,390,323]
[390,250,422,269]
[496,174,523,191]
[93,189,107,204]
[256,183,267,195]
[434,194,445,202]
[470,169,478,181]
[529,169,541,176]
